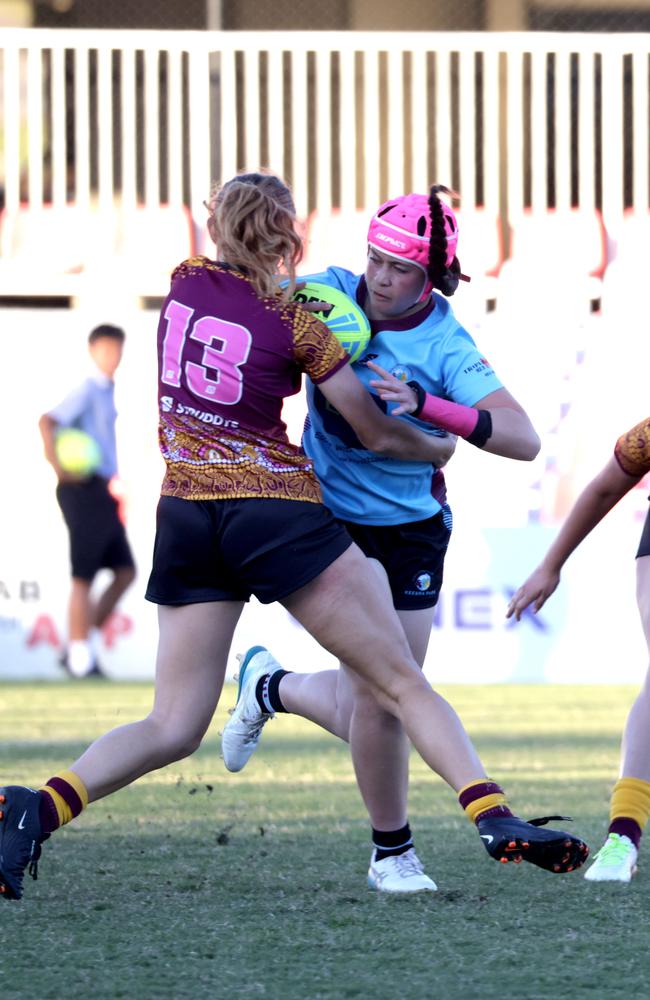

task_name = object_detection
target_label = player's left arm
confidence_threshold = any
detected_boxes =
[367,361,540,461]
[463,387,540,460]
[507,455,643,620]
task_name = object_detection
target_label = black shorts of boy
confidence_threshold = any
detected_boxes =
[145,496,353,606]
[56,476,135,581]
[342,506,453,611]
[636,505,650,559]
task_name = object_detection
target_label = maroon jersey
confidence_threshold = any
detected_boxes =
[157,257,349,502]
[615,416,650,478]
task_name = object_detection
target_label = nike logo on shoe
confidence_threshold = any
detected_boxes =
[17,811,28,830]
[480,834,494,844]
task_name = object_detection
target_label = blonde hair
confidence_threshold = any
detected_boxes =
[205,172,303,299]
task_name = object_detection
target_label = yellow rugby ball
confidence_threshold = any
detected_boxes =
[293,282,371,363]
[55,428,101,476]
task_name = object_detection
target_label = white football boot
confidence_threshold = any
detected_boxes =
[583,833,638,883]
[221,646,280,772]
[367,847,438,893]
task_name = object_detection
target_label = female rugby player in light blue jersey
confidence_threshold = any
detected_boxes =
[222,185,589,893]
[0,173,587,903]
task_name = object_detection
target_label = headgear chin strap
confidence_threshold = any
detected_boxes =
[367,191,467,300]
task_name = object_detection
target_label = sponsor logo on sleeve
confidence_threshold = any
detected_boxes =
[462,358,493,376]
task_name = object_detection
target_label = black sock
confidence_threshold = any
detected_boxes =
[254,670,291,713]
[372,822,413,861]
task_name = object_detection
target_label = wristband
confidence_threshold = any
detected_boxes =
[466,409,492,448]
[406,381,427,417]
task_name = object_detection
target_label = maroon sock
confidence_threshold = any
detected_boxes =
[609,818,642,849]
[458,780,513,824]
[38,790,61,835]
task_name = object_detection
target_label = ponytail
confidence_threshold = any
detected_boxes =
[205,172,303,299]
[426,184,463,297]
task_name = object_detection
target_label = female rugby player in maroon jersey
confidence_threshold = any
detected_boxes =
[509,416,650,882]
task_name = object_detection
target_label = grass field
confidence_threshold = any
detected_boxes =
[0,681,647,999]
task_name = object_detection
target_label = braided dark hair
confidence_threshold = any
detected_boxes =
[427,184,462,296]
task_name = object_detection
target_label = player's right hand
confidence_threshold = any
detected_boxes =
[506,566,561,621]
[366,361,419,416]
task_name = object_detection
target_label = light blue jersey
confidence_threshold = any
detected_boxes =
[301,266,503,525]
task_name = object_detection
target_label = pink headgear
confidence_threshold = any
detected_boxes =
[367,192,460,301]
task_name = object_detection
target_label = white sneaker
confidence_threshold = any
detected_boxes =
[583,833,638,883]
[221,646,280,772]
[367,847,437,893]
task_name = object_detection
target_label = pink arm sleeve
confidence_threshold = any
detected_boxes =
[419,393,479,436]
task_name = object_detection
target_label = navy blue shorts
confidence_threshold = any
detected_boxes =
[145,495,353,606]
[56,476,135,581]
[637,506,650,558]
[342,505,453,611]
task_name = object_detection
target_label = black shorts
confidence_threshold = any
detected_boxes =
[56,476,135,581]
[342,505,453,611]
[637,506,650,558]
[145,495,353,606]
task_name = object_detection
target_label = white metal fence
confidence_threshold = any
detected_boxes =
[0,28,649,294]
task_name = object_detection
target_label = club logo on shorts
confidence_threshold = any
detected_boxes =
[414,572,432,592]
[390,365,412,382]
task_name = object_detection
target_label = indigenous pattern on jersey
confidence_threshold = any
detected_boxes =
[300,266,504,525]
[157,257,349,502]
[615,416,650,478]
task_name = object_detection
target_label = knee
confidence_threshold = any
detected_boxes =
[385,661,431,707]
[170,731,203,761]
[147,714,205,764]
[346,651,426,717]
[353,684,388,716]
[351,682,405,732]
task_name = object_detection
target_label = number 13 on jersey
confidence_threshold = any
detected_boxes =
[161,299,253,405]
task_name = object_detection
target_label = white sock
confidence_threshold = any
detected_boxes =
[68,640,94,677]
